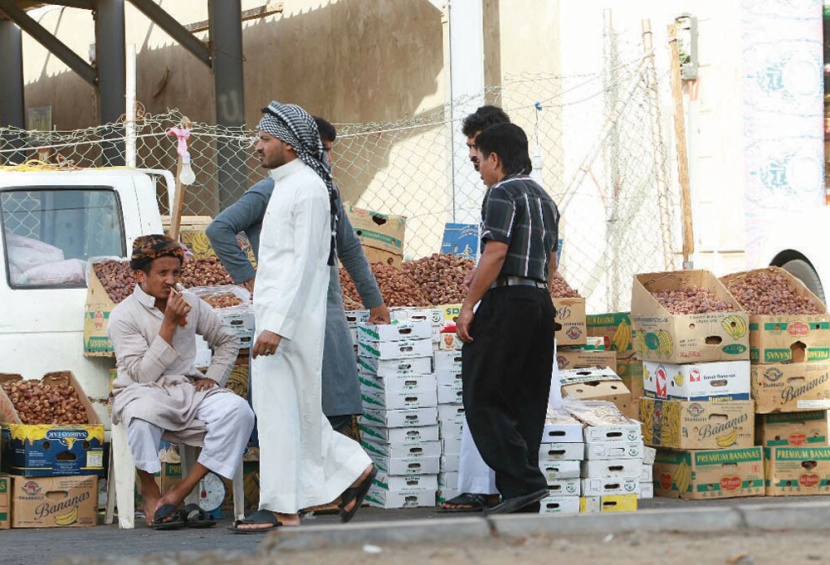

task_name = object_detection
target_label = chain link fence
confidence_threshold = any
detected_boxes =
[0,38,682,313]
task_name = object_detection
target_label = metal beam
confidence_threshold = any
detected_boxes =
[0,18,26,164]
[209,0,247,209]
[95,0,125,165]
[127,0,211,68]
[0,0,97,85]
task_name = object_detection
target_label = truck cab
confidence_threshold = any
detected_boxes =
[0,168,166,424]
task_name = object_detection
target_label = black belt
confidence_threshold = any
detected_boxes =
[491,275,547,289]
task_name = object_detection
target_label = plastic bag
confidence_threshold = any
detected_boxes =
[5,231,65,273]
[187,285,251,310]
[19,258,87,286]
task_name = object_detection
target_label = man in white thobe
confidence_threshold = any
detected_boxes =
[231,102,375,533]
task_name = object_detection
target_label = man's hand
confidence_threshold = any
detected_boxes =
[242,278,255,294]
[193,378,217,392]
[369,303,391,324]
[164,288,191,327]
[456,306,475,343]
[253,330,282,359]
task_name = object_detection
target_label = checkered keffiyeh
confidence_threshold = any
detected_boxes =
[258,101,337,266]
[130,234,185,271]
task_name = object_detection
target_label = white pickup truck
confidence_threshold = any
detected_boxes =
[759,206,830,304]
[0,167,172,424]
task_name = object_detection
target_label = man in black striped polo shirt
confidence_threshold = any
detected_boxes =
[456,122,560,514]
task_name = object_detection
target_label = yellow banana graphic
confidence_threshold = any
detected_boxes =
[657,330,673,358]
[673,460,692,493]
[673,372,684,387]
[611,320,632,353]
[54,505,78,526]
[721,315,747,340]
[716,427,739,448]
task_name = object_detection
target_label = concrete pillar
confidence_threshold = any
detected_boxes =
[0,19,26,165]
[95,0,126,166]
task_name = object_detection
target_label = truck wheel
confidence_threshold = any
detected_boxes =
[780,258,825,304]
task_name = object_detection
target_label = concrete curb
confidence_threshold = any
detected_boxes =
[260,501,830,553]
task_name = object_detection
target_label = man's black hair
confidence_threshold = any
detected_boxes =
[475,123,532,177]
[461,105,511,138]
[313,116,337,143]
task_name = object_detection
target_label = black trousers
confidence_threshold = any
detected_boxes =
[462,285,555,501]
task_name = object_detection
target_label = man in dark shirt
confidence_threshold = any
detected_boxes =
[456,122,560,514]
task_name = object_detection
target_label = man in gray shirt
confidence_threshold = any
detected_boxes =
[206,116,389,443]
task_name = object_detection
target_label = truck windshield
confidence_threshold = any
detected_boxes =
[1,187,125,288]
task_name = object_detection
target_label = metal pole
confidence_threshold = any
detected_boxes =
[125,44,136,168]
[209,0,248,212]
[0,19,26,165]
[95,0,126,166]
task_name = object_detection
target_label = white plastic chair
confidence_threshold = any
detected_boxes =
[104,421,245,529]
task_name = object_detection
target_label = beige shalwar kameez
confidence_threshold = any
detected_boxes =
[252,159,370,513]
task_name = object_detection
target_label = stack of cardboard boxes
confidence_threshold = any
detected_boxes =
[633,270,762,500]
[586,312,641,419]
[722,267,830,496]
[0,372,103,528]
[538,408,584,513]
[357,318,439,508]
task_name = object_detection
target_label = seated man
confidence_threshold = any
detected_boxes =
[108,234,255,529]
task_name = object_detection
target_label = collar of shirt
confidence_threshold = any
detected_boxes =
[268,158,305,182]
[133,283,162,315]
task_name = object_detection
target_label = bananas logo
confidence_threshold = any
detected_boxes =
[611,320,632,352]
[673,372,684,387]
[636,331,647,356]
[721,315,747,340]
[183,232,214,259]
[716,427,738,448]
[673,459,692,493]
[54,505,78,526]
[656,330,673,357]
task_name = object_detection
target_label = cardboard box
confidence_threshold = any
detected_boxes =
[372,472,438,492]
[226,356,249,399]
[639,481,654,499]
[756,411,830,447]
[360,424,439,445]
[652,447,765,500]
[368,454,440,476]
[0,474,9,529]
[438,304,463,324]
[216,307,255,346]
[361,387,437,411]
[359,372,437,394]
[546,477,581,496]
[556,348,617,373]
[565,401,641,443]
[721,267,830,364]
[437,385,463,405]
[83,258,125,356]
[553,297,587,346]
[639,398,754,450]
[440,454,460,473]
[643,361,751,401]
[437,404,466,427]
[751,362,830,413]
[441,435,462,455]
[540,495,580,514]
[581,477,639,497]
[434,351,463,373]
[435,370,463,388]
[541,460,581,482]
[365,486,436,508]
[581,459,643,478]
[357,339,433,360]
[560,367,630,404]
[587,312,636,358]
[389,307,444,326]
[357,320,432,343]
[643,446,657,466]
[438,332,464,351]
[440,223,478,260]
[617,358,644,380]
[631,270,749,364]
[345,310,370,328]
[539,442,585,462]
[11,475,97,528]
[357,356,432,378]
[764,446,830,496]
[543,409,584,443]
[0,372,104,477]
[579,494,638,513]
[640,464,653,482]
[363,440,442,460]
[584,441,645,461]
[361,407,437,428]
[345,204,406,267]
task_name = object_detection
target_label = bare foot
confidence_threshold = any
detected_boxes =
[342,464,374,514]
[234,511,300,531]
[142,495,160,527]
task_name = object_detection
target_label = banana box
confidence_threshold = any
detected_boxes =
[362,407,437,428]
[541,460,581,482]
[639,398,754,450]
[357,320,432,343]
[540,495,580,514]
[764,446,830,496]
[653,447,764,500]
[345,204,406,268]
[579,493,638,512]
[11,475,97,528]
[587,312,636,359]
[750,361,830,413]
[559,368,630,413]
[581,476,639,497]
[0,474,9,529]
[631,270,750,364]
[756,411,830,447]
[438,304,462,324]
[543,408,584,443]
[389,307,444,326]
[556,348,617,373]
[539,442,585,462]
[546,477,581,496]
[552,297,587,346]
[720,268,830,364]
[0,372,104,477]
[345,310,370,328]
[643,361,751,401]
